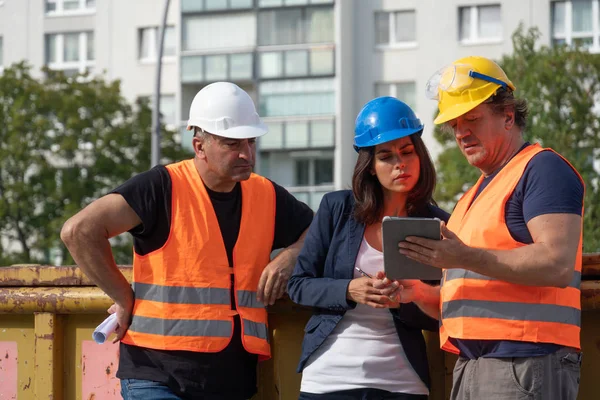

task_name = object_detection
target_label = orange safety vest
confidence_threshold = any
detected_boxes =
[121,159,276,360]
[440,144,584,354]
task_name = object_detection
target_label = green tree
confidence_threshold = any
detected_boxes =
[0,63,188,265]
[434,26,600,252]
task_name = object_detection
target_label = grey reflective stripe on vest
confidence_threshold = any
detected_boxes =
[133,282,230,304]
[237,290,265,308]
[442,299,581,326]
[129,315,232,337]
[445,270,582,289]
[243,319,269,341]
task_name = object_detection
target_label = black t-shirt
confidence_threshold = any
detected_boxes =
[112,165,314,400]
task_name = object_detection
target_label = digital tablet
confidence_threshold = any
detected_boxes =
[382,216,443,280]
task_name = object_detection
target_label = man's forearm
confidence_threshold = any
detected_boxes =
[465,243,574,287]
[62,225,133,307]
[414,284,440,320]
[272,230,308,272]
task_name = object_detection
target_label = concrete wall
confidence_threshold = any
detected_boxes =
[335,0,358,191]
[97,0,180,103]
[0,0,46,72]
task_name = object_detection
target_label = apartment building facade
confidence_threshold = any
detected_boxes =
[1,0,597,210]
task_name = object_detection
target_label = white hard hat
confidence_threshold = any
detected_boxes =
[187,82,268,139]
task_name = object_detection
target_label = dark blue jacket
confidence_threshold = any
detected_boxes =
[287,190,450,389]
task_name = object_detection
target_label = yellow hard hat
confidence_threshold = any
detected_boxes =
[426,56,516,124]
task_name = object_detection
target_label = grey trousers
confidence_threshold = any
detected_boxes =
[450,348,582,400]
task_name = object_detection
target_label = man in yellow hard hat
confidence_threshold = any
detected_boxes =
[394,56,584,399]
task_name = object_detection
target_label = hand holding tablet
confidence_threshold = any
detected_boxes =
[382,216,443,280]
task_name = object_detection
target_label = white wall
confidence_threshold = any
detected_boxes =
[0,0,46,72]
[97,0,180,103]
[335,0,358,191]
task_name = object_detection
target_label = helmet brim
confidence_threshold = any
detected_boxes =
[218,123,269,139]
[354,127,423,151]
[433,97,489,125]
[187,121,268,139]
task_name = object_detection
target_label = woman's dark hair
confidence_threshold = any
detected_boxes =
[352,134,437,225]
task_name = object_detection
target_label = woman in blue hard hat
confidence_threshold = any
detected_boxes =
[287,97,449,399]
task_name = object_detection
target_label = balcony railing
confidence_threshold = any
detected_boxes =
[258,0,334,7]
[260,116,335,150]
[181,46,334,84]
[181,0,254,13]
[258,45,334,79]
[287,185,334,210]
[181,0,334,13]
[181,52,254,83]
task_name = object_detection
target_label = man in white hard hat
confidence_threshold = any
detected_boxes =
[61,82,314,400]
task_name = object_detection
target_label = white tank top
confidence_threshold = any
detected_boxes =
[300,237,429,395]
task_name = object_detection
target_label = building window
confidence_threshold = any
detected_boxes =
[314,158,333,184]
[159,95,176,127]
[230,53,254,80]
[182,14,256,51]
[45,32,95,74]
[139,27,176,62]
[181,53,253,83]
[205,55,228,81]
[289,186,330,210]
[141,95,177,128]
[181,0,253,13]
[295,159,310,185]
[45,0,95,15]
[375,10,416,47]
[294,157,333,186]
[259,150,333,210]
[458,4,502,44]
[259,0,333,6]
[258,6,334,46]
[259,47,334,78]
[375,82,417,109]
[259,78,335,117]
[260,117,334,149]
[552,0,600,52]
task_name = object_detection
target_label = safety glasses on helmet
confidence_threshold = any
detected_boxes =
[425,64,511,101]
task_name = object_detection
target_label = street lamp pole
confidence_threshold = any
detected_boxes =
[151,0,172,167]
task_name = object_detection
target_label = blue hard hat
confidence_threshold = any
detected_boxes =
[354,97,423,152]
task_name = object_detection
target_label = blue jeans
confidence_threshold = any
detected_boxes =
[120,379,252,400]
[299,389,428,400]
[120,379,182,400]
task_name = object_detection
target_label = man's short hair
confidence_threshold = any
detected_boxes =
[485,88,529,130]
[193,126,211,141]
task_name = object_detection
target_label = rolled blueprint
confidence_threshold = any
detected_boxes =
[92,313,118,344]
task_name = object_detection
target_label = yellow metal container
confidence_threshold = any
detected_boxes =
[0,256,598,399]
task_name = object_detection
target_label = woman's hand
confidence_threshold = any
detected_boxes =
[346,275,399,308]
[374,271,424,304]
